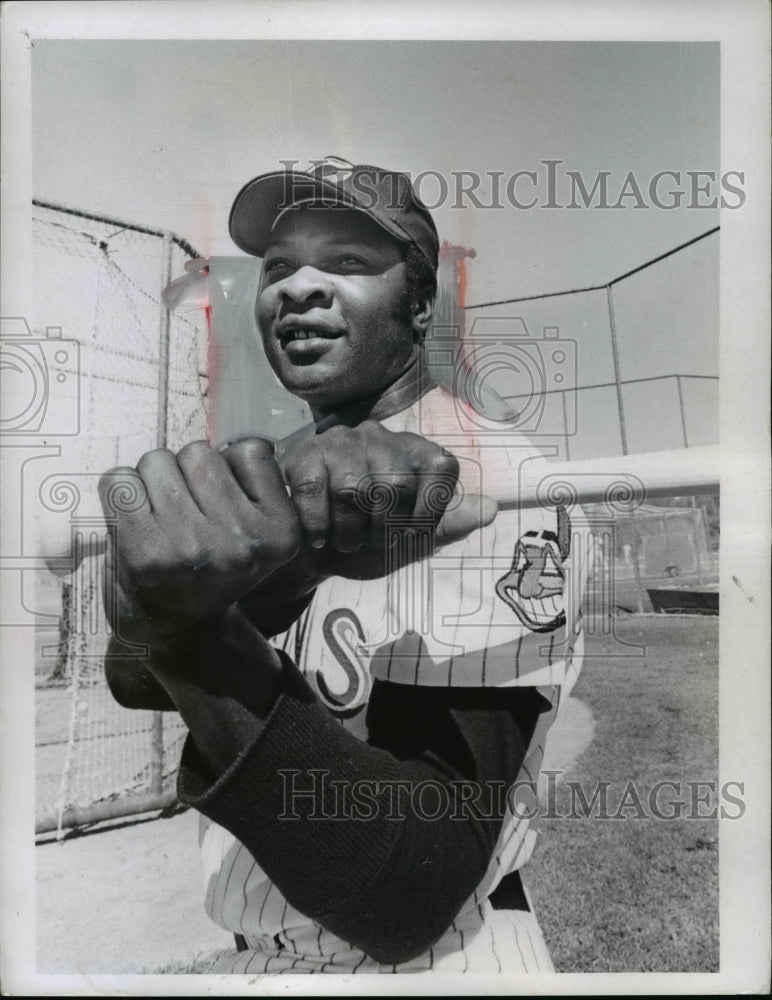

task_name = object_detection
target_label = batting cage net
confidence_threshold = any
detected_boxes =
[459,227,719,461]
[32,201,207,834]
[31,206,718,833]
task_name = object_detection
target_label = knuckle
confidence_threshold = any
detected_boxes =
[136,447,175,473]
[227,540,258,574]
[175,537,206,567]
[176,440,208,465]
[98,465,136,492]
[98,466,145,515]
[333,485,362,513]
[391,473,417,497]
[273,532,301,563]
[229,436,275,463]
[338,468,363,488]
[396,431,436,469]
[178,439,208,455]
[318,425,353,455]
[323,424,348,440]
[287,434,318,460]
[261,513,301,561]
[431,448,460,479]
[291,478,327,501]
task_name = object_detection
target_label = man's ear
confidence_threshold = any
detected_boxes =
[411,291,434,341]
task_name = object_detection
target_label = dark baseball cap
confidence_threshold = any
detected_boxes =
[229,156,440,270]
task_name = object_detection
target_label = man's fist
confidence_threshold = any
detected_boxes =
[281,420,497,578]
[99,438,300,642]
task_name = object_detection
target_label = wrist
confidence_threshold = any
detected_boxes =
[237,546,331,635]
[143,607,282,708]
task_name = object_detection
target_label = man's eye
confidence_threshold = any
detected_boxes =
[334,255,368,271]
[263,258,293,275]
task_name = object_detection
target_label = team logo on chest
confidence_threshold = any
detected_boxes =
[495,507,571,633]
[316,608,372,718]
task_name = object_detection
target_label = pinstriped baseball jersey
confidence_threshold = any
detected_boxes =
[198,386,592,973]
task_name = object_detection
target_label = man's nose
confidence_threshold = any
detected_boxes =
[278,266,334,311]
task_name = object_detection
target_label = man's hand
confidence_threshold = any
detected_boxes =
[281,420,497,579]
[99,438,301,645]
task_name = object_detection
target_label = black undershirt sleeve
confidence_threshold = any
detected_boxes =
[102,587,316,712]
[104,639,177,711]
[176,650,549,965]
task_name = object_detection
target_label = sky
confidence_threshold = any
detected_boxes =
[28,39,721,458]
[32,40,720,302]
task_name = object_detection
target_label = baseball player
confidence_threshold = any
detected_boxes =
[101,158,590,974]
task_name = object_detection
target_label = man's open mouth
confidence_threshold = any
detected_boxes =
[279,325,344,346]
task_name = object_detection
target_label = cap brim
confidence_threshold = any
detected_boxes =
[229,170,413,258]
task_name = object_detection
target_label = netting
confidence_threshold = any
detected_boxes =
[32,204,207,466]
[450,229,720,618]
[33,203,208,833]
[581,499,717,619]
[461,228,719,461]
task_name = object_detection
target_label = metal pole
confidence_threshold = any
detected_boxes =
[700,503,715,577]
[36,789,178,836]
[676,375,689,448]
[676,375,704,584]
[32,198,202,260]
[606,283,643,611]
[150,714,165,796]
[561,388,571,461]
[463,226,719,312]
[151,232,174,796]
[606,283,628,456]
[628,511,646,614]
[55,533,86,839]
[156,232,173,451]
[691,500,704,586]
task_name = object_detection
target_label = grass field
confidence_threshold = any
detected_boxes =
[527,614,718,972]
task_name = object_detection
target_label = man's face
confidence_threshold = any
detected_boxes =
[256,207,421,413]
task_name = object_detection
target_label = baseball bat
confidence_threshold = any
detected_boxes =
[493,444,721,511]
[37,444,720,576]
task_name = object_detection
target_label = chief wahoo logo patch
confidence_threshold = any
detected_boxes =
[495,507,571,632]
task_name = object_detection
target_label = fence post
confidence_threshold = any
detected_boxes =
[607,283,644,612]
[676,375,689,448]
[149,231,175,796]
[692,500,705,586]
[51,580,72,682]
[606,283,628,456]
[56,532,87,839]
[156,232,173,449]
[150,714,165,796]
[627,511,646,614]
